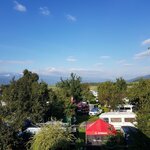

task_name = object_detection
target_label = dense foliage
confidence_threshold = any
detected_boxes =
[128,79,150,137]
[56,73,82,102]
[0,70,150,149]
[30,122,73,150]
[81,83,95,103]
[56,73,80,120]
[0,118,17,150]
[0,70,65,149]
[97,78,127,110]
[1,70,60,128]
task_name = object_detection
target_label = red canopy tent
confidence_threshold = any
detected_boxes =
[86,119,117,145]
[86,119,116,136]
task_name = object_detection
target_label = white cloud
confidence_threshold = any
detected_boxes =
[36,67,106,79]
[0,60,33,65]
[116,60,133,67]
[36,67,66,76]
[46,67,56,72]
[66,14,77,22]
[142,38,150,45]
[3,74,11,77]
[134,49,150,59]
[39,7,50,16]
[66,56,77,62]
[14,1,26,12]
[100,55,110,59]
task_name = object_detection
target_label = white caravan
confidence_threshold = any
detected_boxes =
[99,112,136,130]
[117,104,135,112]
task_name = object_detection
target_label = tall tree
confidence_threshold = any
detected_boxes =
[115,77,127,91]
[45,88,65,120]
[115,77,127,104]
[56,73,83,122]
[0,70,66,149]
[1,70,63,129]
[97,78,127,110]
[128,79,150,137]
[81,83,95,102]
[56,73,82,102]
[98,81,114,107]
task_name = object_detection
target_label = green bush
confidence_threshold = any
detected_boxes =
[30,122,73,150]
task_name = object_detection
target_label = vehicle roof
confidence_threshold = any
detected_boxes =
[121,126,138,133]
[99,112,136,117]
[91,107,99,110]
[26,127,41,133]
[118,104,134,107]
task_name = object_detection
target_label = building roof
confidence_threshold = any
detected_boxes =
[99,112,136,117]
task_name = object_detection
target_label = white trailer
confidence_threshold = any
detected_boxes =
[99,112,137,130]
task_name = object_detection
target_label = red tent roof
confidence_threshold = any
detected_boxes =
[86,119,117,136]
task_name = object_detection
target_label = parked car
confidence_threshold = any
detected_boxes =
[116,104,136,112]
[89,107,102,116]
[25,127,41,134]
[120,126,150,148]
[77,101,89,114]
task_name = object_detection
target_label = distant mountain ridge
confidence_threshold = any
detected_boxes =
[128,74,150,82]
[0,72,109,85]
[1,72,150,85]
[0,73,61,85]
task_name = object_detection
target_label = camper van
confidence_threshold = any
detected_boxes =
[117,104,135,112]
[99,112,136,130]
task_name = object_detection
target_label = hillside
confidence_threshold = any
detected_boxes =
[1,72,150,85]
[128,75,150,82]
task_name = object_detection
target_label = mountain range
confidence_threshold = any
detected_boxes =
[0,73,150,85]
[0,73,61,85]
[128,75,150,82]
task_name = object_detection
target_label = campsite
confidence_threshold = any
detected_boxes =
[1,0,150,149]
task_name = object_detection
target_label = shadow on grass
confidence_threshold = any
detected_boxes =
[76,114,99,124]
[76,114,89,124]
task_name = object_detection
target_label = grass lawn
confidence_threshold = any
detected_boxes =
[77,115,99,124]
[48,85,57,90]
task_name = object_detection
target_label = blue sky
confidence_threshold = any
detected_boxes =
[1,0,150,80]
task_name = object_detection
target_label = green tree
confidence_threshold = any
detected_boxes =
[55,88,76,124]
[45,88,65,120]
[128,79,150,137]
[1,69,65,128]
[81,83,95,103]
[1,70,49,128]
[98,78,127,110]
[97,81,114,107]
[116,77,127,91]
[56,73,84,123]
[115,77,127,105]
[0,70,67,149]
[30,122,73,150]
[56,73,82,102]
[0,117,24,150]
